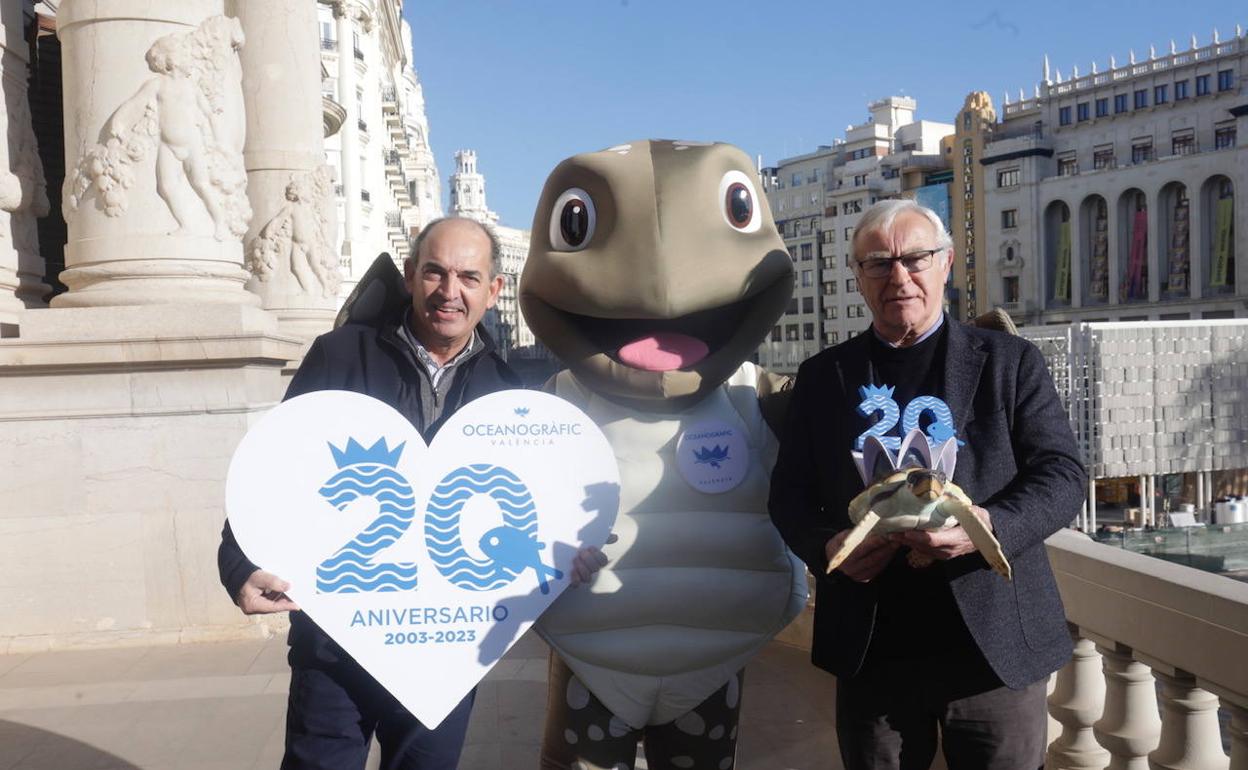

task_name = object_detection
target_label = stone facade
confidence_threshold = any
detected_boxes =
[317,0,442,289]
[977,33,1247,325]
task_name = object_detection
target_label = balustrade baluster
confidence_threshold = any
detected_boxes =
[1048,633,1111,770]
[1095,642,1161,770]
[1148,668,1228,770]
[1219,698,1247,770]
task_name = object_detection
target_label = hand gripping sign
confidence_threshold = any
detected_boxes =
[225,389,619,727]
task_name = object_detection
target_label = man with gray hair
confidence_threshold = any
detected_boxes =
[769,199,1085,770]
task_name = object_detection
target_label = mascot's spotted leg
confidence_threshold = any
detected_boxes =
[521,140,806,768]
[541,658,743,770]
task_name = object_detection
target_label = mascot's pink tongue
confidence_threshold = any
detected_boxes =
[616,333,709,372]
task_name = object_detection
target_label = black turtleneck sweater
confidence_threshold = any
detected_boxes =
[856,322,995,681]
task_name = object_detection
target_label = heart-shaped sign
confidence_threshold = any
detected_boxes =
[225,389,619,727]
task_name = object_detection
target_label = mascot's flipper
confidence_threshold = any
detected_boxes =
[944,497,1012,580]
[826,510,881,574]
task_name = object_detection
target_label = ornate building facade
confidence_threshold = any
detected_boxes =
[974,33,1246,325]
[317,0,442,288]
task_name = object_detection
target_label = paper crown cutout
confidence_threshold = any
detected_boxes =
[851,428,958,486]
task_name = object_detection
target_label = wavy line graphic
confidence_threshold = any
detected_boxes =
[315,453,419,594]
[423,464,538,591]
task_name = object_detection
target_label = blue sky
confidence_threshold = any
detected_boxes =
[405,0,1242,230]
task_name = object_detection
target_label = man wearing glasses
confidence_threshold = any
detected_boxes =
[769,200,1085,770]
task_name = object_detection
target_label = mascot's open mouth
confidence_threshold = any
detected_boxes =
[550,294,758,372]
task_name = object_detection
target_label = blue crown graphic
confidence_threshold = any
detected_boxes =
[328,437,405,468]
[693,444,731,468]
[858,383,896,401]
[514,407,530,417]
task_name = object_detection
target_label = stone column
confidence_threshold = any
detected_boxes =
[53,1,256,307]
[0,2,51,325]
[1048,634,1111,770]
[1095,644,1161,770]
[334,0,360,277]
[232,0,340,340]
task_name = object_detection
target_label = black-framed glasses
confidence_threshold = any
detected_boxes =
[854,248,943,278]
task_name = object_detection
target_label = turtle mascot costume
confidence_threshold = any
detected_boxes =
[520,140,807,770]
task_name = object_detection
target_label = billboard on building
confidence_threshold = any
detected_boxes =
[915,183,951,234]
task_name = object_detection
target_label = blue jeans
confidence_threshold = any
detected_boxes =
[281,661,475,770]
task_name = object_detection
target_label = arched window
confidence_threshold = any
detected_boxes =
[1118,189,1148,302]
[1202,176,1235,295]
[1045,201,1072,307]
[1081,195,1109,304]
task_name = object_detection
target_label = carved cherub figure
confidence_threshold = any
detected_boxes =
[248,170,340,297]
[64,16,250,241]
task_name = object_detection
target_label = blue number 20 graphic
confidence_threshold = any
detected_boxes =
[315,441,562,595]
[316,438,419,593]
[424,464,562,595]
[854,384,960,450]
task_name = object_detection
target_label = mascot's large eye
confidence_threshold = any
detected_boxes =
[717,170,761,233]
[549,188,596,251]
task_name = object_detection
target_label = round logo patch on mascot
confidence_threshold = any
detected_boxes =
[676,421,749,494]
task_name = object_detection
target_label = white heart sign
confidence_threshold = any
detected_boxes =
[225,389,619,728]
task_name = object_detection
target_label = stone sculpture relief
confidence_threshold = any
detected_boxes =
[1,82,49,260]
[63,15,251,241]
[246,166,341,297]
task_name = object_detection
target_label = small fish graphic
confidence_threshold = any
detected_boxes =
[479,526,563,594]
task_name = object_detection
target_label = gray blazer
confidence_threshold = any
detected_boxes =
[768,318,1084,688]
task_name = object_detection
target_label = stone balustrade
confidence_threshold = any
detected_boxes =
[1045,529,1248,770]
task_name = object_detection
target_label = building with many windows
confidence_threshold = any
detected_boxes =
[318,0,443,290]
[973,32,1246,325]
[756,97,953,373]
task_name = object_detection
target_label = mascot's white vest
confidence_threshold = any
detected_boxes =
[537,362,807,728]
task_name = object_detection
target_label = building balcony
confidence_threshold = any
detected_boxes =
[1043,528,1247,770]
[883,151,949,174]
[983,128,1054,165]
[381,86,403,124]
[322,96,346,139]
[353,46,364,62]
[320,37,337,52]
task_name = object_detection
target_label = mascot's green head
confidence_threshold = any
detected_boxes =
[520,140,793,411]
